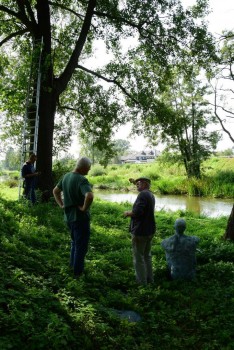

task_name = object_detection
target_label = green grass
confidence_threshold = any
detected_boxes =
[2,156,234,198]
[0,195,234,349]
[0,184,18,200]
[87,157,234,198]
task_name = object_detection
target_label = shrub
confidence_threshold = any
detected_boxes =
[215,170,234,184]
[89,165,107,177]
[52,160,76,184]
[4,179,18,188]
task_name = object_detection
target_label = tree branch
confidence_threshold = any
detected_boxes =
[15,0,36,30]
[0,29,29,47]
[209,103,234,118]
[0,3,36,33]
[77,64,140,105]
[48,1,85,20]
[24,0,37,26]
[214,90,234,143]
[94,10,142,31]
[56,0,96,95]
[94,10,188,51]
[58,104,81,113]
[0,5,20,19]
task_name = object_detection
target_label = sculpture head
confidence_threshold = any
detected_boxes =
[174,218,186,235]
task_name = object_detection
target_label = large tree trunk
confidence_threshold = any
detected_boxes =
[36,89,56,198]
[224,204,234,240]
[34,0,55,198]
[16,0,96,199]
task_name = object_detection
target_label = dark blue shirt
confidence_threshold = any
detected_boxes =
[21,162,36,185]
[130,190,156,236]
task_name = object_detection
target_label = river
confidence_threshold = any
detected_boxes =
[94,190,233,218]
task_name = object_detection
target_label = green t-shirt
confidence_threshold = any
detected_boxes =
[57,172,92,223]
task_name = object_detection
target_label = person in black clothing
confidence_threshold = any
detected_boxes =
[21,153,40,204]
[124,177,156,285]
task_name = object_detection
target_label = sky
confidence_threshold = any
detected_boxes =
[70,0,234,155]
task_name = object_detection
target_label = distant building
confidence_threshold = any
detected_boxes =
[120,150,159,164]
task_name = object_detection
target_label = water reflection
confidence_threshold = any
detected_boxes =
[94,190,233,218]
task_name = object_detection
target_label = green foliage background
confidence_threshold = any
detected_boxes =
[87,157,234,198]
[0,194,234,349]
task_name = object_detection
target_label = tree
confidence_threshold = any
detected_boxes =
[0,0,215,195]
[112,139,131,163]
[159,67,220,179]
[210,31,234,144]
[126,60,220,178]
[4,147,21,171]
[210,31,234,240]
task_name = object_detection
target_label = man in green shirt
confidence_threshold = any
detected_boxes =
[53,157,94,278]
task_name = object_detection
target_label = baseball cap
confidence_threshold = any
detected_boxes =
[135,177,151,184]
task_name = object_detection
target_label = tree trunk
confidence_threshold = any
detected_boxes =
[36,89,56,199]
[34,0,55,199]
[224,204,234,240]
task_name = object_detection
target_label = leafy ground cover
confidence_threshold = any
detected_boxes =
[0,195,234,349]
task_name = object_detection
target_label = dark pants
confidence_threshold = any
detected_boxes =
[68,220,91,276]
[24,180,36,204]
[132,234,154,284]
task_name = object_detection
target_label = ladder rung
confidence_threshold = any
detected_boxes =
[23,141,35,145]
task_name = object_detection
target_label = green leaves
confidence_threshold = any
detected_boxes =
[0,190,234,349]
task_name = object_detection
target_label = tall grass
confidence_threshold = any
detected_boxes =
[2,156,234,199]
[87,157,234,198]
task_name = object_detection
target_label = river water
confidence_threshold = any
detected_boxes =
[94,190,233,218]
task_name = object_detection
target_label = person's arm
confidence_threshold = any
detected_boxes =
[22,165,41,178]
[53,186,64,208]
[129,178,136,185]
[123,210,134,218]
[124,192,147,218]
[78,192,94,212]
[24,172,40,178]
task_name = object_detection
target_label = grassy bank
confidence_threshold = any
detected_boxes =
[1,156,234,199]
[87,157,234,198]
[0,195,233,349]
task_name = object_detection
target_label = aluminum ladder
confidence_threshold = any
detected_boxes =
[18,38,43,199]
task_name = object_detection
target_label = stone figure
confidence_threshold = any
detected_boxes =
[161,219,200,280]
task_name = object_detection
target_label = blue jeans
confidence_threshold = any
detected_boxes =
[68,220,90,276]
[24,180,36,204]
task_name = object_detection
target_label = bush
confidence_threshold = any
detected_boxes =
[215,170,234,184]
[4,179,18,188]
[52,160,76,184]
[89,165,107,177]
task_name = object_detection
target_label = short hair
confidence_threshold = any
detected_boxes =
[76,156,92,169]
[29,153,37,160]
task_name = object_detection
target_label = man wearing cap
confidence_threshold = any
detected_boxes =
[124,177,156,285]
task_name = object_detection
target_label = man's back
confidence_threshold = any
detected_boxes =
[57,172,92,222]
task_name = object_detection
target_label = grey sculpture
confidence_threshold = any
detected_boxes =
[161,219,200,280]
